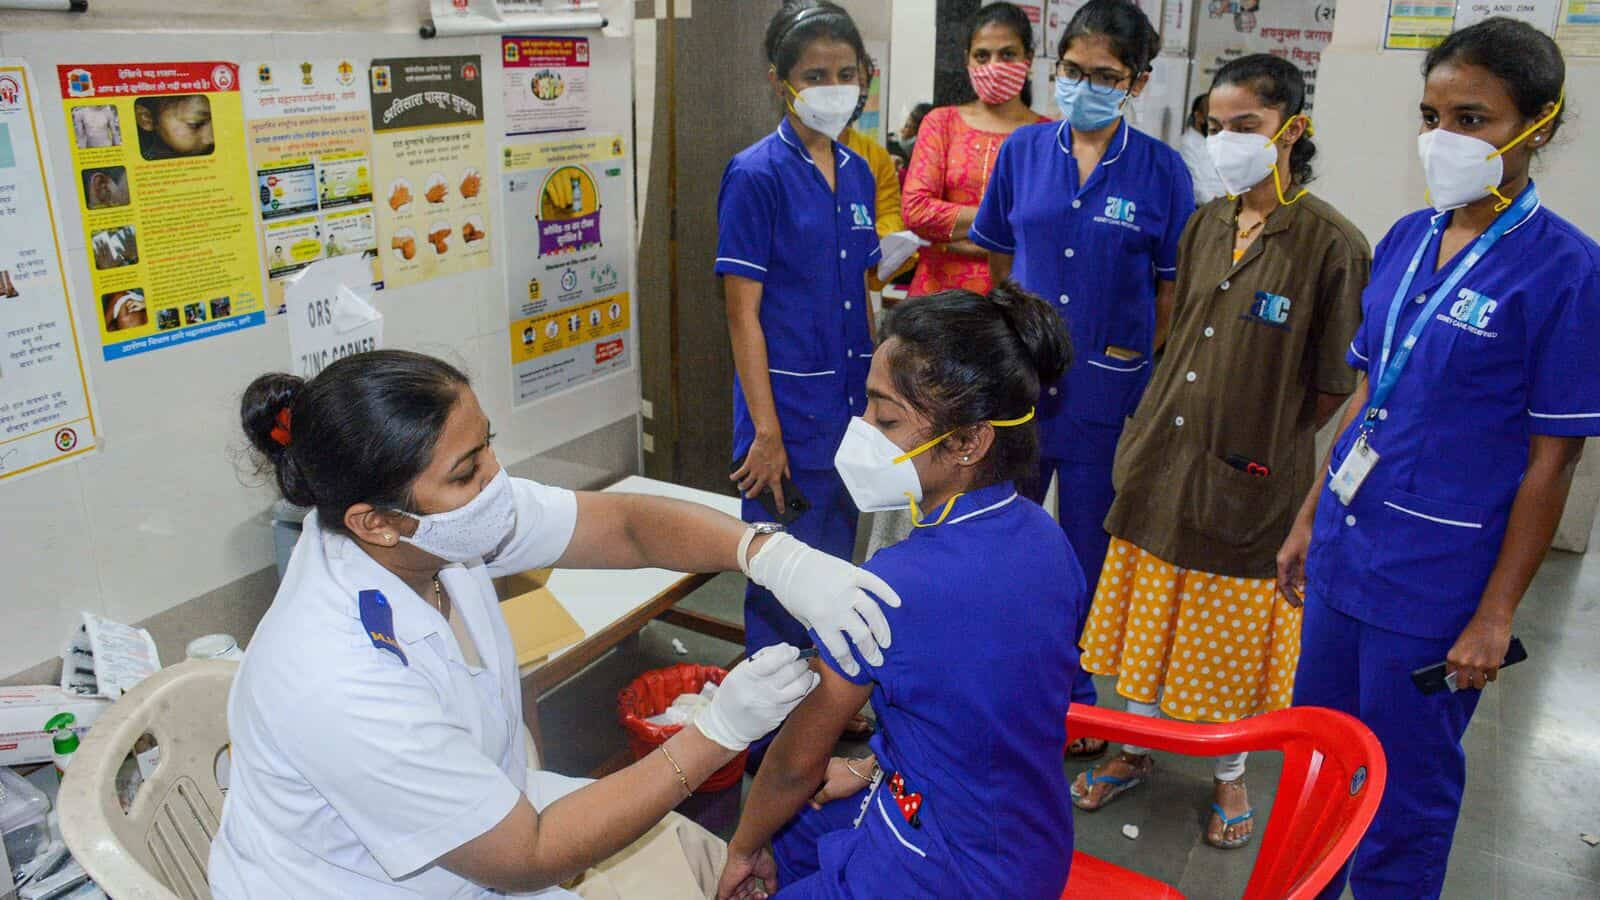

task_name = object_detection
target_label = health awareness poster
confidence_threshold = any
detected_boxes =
[369,56,493,290]
[59,62,265,360]
[245,58,382,314]
[502,135,631,405]
[0,62,97,481]
[501,36,591,136]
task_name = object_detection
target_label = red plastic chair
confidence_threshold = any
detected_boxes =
[1060,704,1386,900]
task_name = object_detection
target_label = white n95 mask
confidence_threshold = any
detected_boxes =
[398,467,517,563]
[1205,129,1278,197]
[833,417,924,513]
[1417,95,1563,212]
[788,84,861,140]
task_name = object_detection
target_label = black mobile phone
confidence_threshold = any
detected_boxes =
[730,457,811,525]
[1410,636,1528,695]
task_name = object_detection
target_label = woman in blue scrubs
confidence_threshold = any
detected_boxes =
[718,1,881,658]
[971,0,1193,737]
[715,284,1082,899]
[1277,18,1600,898]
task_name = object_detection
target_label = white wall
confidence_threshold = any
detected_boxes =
[0,0,643,677]
[1313,4,1600,551]
[887,0,938,135]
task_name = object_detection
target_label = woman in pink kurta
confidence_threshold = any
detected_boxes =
[903,2,1050,297]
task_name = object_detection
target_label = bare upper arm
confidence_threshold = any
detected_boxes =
[763,662,874,785]
[724,273,762,319]
[436,798,550,894]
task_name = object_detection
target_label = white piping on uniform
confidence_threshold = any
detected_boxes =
[768,368,836,377]
[968,223,1012,253]
[716,257,767,273]
[1349,341,1369,363]
[1100,122,1131,166]
[947,492,1019,526]
[1155,264,1177,273]
[1503,199,1542,236]
[1087,358,1150,373]
[1529,409,1600,420]
[875,794,927,858]
[1383,501,1482,529]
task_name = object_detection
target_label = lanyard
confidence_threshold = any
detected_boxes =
[1365,185,1538,430]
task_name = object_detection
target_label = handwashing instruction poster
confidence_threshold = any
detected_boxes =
[58,61,265,360]
[369,55,492,291]
[502,135,631,405]
[245,58,381,314]
[0,62,97,481]
[501,36,591,136]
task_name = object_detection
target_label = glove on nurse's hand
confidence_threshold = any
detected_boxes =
[694,643,820,751]
[745,532,902,677]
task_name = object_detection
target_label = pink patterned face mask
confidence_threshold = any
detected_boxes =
[967,61,1030,106]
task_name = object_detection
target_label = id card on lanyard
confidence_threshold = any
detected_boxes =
[1331,186,1539,506]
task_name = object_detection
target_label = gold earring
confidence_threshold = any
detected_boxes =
[385,533,395,543]
[961,455,970,462]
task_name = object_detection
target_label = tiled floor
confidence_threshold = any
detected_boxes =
[538,525,1600,899]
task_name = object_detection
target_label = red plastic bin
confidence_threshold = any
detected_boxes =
[617,663,746,793]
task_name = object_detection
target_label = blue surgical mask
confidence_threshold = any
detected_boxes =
[1055,77,1126,131]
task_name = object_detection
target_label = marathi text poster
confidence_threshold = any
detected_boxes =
[1557,1,1600,56]
[0,62,97,480]
[58,62,265,361]
[1385,1,1457,49]
[1194,3,1337,108]
[369,56,492,291]
[244,58,382,313]
[502,135,631,405]
[501,36,591,136]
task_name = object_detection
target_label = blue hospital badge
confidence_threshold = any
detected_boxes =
[1448,288,1498,330]
[1243,290,1293,330]
[359,590,407,665]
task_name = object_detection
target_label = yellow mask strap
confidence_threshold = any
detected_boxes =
[1270,114,1310,207]
[889,408,1037,465]
[1487,91,1562,161]
[909,492,963,528]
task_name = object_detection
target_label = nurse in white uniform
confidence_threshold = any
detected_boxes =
[210,349,902,898]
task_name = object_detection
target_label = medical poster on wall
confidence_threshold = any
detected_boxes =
[1454,0,1560,32]
[245,58,382,314]
[369,56,492,291]
[502,135,631,405]
[430,0,602,38]
[1384,1,1457,49]
[1556,2,1600,56]
[58,62,266,361]
[1193,2,1337,108]
[859,41,888,143]
[0,62,97,481]
[501,36,591,136]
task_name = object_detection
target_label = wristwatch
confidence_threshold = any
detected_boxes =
[737,522,785,577]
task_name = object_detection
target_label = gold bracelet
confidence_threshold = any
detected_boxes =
[659,744,693,799]
[844,757,877,784]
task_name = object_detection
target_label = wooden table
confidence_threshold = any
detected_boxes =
[518,475,746,764]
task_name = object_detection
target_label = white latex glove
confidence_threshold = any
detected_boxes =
[694,643,819,751]
[745,532,902,677]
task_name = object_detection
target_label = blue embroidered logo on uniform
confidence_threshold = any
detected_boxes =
[1448,288,1498,330]
[358,589,407,666]
[850,202,874,230]
[1242,290,1292,329]
[1103,196,1137,224]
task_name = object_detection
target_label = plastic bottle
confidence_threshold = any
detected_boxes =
[43,713,78,783]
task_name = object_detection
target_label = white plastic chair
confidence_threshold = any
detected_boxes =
[57,659,237,900]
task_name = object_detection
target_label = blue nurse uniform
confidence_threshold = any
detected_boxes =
[770,483,1084,898]
[1296,184,1600,898]
[971,119,1193,705]
[715,117,881,655]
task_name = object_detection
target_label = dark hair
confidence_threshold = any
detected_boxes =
[1057,0,1161,77]
[880,282,1072,491]
[1188,93,1208,133]
[241,350,470,533]
[1212,53,1316,184]
[907,102,934,136]
[765,1,867,83]
[968,2,1036,107]
[1424,16,1565,144]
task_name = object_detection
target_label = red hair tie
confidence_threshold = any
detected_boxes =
[269,406,292,447]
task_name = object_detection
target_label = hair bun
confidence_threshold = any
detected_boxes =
[988,280,1072,385]
[241,372,304,460]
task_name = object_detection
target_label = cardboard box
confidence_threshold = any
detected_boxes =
[492,568,584,668]
[0,686,110,766]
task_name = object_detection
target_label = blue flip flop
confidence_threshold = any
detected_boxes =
[1207,802,1256,849]
[1070,766,1146,811]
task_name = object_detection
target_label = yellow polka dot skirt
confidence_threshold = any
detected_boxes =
[1078,537,1302,723]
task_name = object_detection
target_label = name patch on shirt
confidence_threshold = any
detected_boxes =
[358,589,408,666]
[1242,290,1293,330]
[1094,196,1142,232]
[1441,288,1500,338]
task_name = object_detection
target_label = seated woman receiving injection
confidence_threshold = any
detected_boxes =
[717,284,1085,899]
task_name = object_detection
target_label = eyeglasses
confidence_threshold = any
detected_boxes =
[1054,61,1132,95]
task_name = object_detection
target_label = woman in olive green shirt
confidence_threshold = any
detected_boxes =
[1069,54,1369,850]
